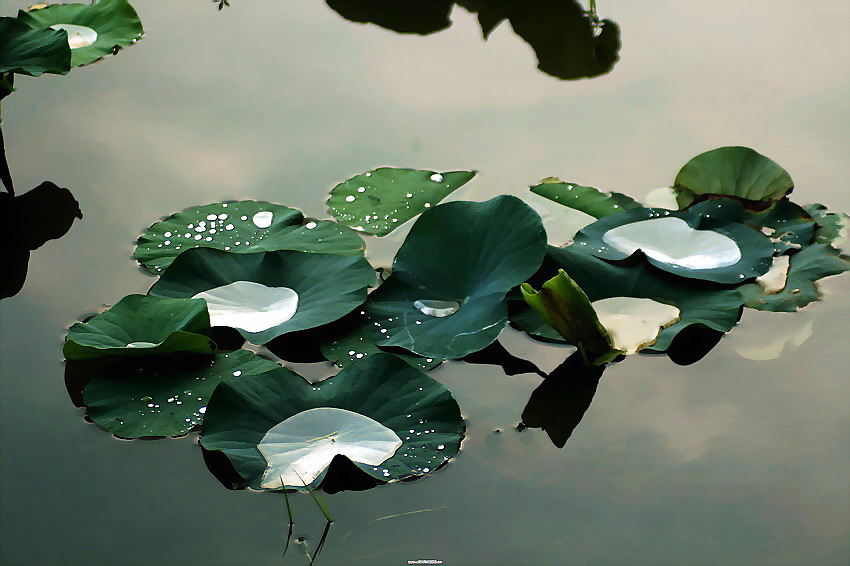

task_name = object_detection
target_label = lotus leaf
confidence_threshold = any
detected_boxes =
[149,248,376,344]
[135,201,364,273]
[17,0,144,68]
[362,195,547,359]
[573,206,775,284]
[63,294,214,360]
[673,146,793,207]
[530,178,641,219]
[200,353,465,490]
[0,17,71,76]
[81,350,282,439]
[804,203,849,248]
[511,245,745,352]
[327,168,476,236]
[320,324,443,371]
[739,244,850,312]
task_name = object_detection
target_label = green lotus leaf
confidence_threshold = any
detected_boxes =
[521,270,619,365]
[17,0,143,68]
[0,17,71,76]
[135,201,365,274]
[511,245,745,352]
[63,294,215,360]
[81,350,282,439]
[739,244,850,312]
[573,206,775,284]
[320,324,443,371]
[804,203,849,248]
[327,167,476,236]
[673,146,794,207]
[149,248,376,344]
[362,195,547,359]
[199,353,465,491]
[530,178,641,219]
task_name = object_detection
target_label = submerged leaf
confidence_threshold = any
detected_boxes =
[530,180,641,218]
[327,167,475,236]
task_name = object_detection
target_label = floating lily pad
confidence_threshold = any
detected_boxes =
[739,244,850,312]
[135,201,365,274]
[81,350,282,439]
[320,324,443,371]
[200,353,465,490]
[18,0,144,67]
[63,295,214,360]
[0,16,70,76]
[327,168,476,236]
[511,245,745,352]
[362,195,547,359]
[149,248,376,344]
[804,203,849,249]
[573,207,775,284]
[673,146,794,207]
[530,178,641,218]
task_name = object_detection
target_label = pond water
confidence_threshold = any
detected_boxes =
[1,2,849,565]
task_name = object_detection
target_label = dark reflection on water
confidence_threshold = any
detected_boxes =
[327,0,621,79]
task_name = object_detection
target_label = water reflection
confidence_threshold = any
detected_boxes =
[0,181,82,299]
[326,0,621,79]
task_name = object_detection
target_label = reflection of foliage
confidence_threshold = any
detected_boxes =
[0,181,82,299]
[326,0,621,80]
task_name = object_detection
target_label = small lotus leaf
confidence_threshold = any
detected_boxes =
[804,203,849,248]
[200,353,465,490]
[327,167,476,236]
[17,0,144,67]
[0,16,70,76]
[81,350,282,439]
[135,201,364,274]
[530,178,641,218]
[362,195,547,359]
[673,146,794,206]
[149,249,376,344]
[63,295,214,360]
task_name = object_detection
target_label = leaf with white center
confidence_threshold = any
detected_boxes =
[79,350,281,439]
[362,195,547,359]
[200,353,465,491]
[63,294,214,360]
[673,146,794,207]
[573,207,774,284]
[135,201,364,273]
[591,297,680,355]
[149,249,376,344]
[530,179,641,219]
[327,168,476,236]
[17,0,143,68]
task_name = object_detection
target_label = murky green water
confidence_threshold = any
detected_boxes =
[1,2,849,565]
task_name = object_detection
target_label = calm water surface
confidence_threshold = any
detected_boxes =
[1,2,848,565]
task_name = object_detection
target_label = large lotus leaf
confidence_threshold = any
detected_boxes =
[521,270,618,365]
[18,0,143,68]
[673,146,794,207]
[327,168,476,236]
[0,17,71,76]
[362,195,547,359]
[320,324,443,371]
[135,201,365,274]
[63,295,214,360]
[804,203,849,249]
[200,353,464,491]
[739,244,850,312]
[573,206,775,284]
[149,248,376,344]
[81,350,281,439]
[530,178,641,219]
[511,245,745,352]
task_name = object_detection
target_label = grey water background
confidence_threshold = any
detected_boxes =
[1,1,849,564]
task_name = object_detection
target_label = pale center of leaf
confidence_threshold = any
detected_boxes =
[602,217,741,269]
[126,341,159,348]
[252,211,273,228]
[413,299,460,318]
[50,24,98,49]
[591,297,680,355]
[258,407,402,489]
[192,281,298,333]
